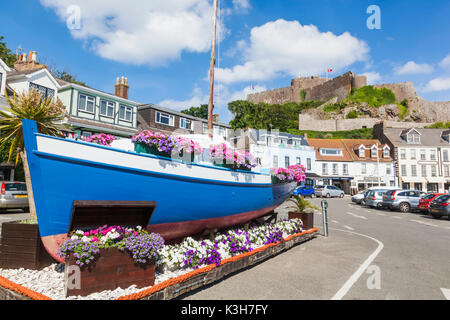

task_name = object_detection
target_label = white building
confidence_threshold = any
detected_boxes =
[378,126,450,193]
[235,129,317,185]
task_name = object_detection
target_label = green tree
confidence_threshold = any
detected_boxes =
[181,104,209,119]
[0,36,17,68]
[0,89,67,220]
[53,69,89,87]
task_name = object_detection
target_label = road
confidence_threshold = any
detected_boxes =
[181,196,450,300]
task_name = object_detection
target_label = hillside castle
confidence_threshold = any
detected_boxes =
[246,71,450,131]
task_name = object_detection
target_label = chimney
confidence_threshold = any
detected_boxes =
[114,76,129,100]
[14,51,47,72]
[212,114,220,123]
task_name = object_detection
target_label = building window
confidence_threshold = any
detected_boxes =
[343,164,348,175]
[296,157,301,165]
[401,164,407,176]
[320,149,342,156]
[444,165,449,177]
[410,149,416,160]
[180,118,192,130]
[407,133,420,144]
[29,82,55,99]
[322,163,328,175]
[421,165,427,177]
[203,123,209,134]
[359,148,365,158]
[361,163,367,175]
[420,149,426,160]
[119,105,133,122]
[307,158,311,171]
[431,165,437,177]
[78,94,95,113]
[400,149,406,160]
[430,150,436,161]
[214,126,226,137]
[273,155,278,168]
[411,165,417,177]
[383,148,390,158]
[100,100,115,118]
[333,163,338,175]
[386,164,392,175]
[285,156,290,168]
[371,148,378,158]
[444,150,449,162]
[155,111,173,126]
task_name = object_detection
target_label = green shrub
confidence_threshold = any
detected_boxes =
[425,122,450,129]
[346,110,358,119]
[323,102,346,113]
[288,128,374,139]
[397,103,409,120]
[300,89,307,102]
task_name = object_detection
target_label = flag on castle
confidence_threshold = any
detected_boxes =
[327,68,333,72]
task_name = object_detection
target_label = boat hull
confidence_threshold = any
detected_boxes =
[22,120,296,263]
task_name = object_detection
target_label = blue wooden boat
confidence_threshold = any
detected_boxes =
[22,119,296,262]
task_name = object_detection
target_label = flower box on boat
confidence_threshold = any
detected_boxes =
[65,247,156,297]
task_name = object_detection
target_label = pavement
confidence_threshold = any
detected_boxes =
[181,196,450,300]
[0,210,30,235]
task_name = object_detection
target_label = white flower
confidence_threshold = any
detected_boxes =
[81,236,91,243]
[71,235,79,241]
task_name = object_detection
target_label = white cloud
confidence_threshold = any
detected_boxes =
[439,54,450,70]
[362,71,382,84]
[394,61,434,75]
[215,19,369,84]
[40,0,225,66]
[232,0,251,12]
[423,77,450,92]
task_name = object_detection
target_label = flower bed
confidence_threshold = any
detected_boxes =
[157,218,304,272]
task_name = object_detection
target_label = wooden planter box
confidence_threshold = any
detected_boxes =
[0,222,55,269]
[288,211,314,230]
[65,247,156,297]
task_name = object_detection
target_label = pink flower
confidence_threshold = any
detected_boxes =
[91,236,99,242]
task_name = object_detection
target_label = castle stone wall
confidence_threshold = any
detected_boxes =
[247,86,296,104]
[306,72,354,102]
[374,82,416,101]
[291,76,328,90]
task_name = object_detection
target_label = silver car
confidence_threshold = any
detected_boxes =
[315,185,345,198]
[0,181,29,212]
[382,189,427,213]
[364,190,386,208]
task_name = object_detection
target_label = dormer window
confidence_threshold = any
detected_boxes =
[402,128,421,144]
[442,131,450,143]
[383,146,390,158]
[371,146,378,158]
[320,148,343,156]
[358,145,367,158]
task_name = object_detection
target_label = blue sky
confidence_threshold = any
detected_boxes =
[1,0,449,123]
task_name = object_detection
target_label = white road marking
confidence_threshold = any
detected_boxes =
[441,288,450,300]
[346,212,368,220]
[390,216,402,220]
[374,212,386,216]
[410,220,438,228]
[330,228,384,300]
[344,225,355,231]
[332,220,339,224]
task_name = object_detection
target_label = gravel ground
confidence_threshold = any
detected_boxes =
[0,264,198,300]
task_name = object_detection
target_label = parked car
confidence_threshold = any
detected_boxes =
[351,190,368,204]
[0,181,29,212]
[382,189,427,213]
[428,195,450,219]
[364,190,387,208]
[293,185,315,198]
[314,185,345,198]
[418,193,446,213]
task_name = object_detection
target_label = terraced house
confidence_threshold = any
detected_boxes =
[375,122,450,193]
[57,76,141,138]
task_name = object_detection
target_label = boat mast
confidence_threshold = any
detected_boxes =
[208,0,218,138]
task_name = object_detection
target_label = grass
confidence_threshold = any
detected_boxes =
[19,219,38,224]
[425,122,450,129]
[397,103,409,120]
[345,86,397,108]
[288,127,374,139]
[323,102,346,113]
